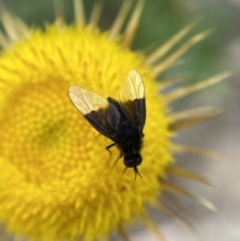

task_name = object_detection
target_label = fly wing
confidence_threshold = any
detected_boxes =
[120,70,146,132]
[69,86,120,141]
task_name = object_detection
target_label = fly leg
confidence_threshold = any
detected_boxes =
[106,143,122,172]
[133,166,143,180]
[122,165,143,180]
[109,151,122,172]
[106,142,117,152]
[106,143,117,163]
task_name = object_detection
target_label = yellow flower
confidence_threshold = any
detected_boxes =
[0,1,230,241]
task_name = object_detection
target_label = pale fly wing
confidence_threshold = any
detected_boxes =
[69,86,120,141]
[120,70,146,132]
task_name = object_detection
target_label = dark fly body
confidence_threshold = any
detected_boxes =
[68,70,146,178]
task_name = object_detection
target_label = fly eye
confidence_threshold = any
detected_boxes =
[124,154,142,168]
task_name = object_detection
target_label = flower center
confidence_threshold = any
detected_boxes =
[0,79,87,185]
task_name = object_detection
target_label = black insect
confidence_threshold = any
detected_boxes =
[68,70,146,178]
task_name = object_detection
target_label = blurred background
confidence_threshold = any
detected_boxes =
[0,0,240,240]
